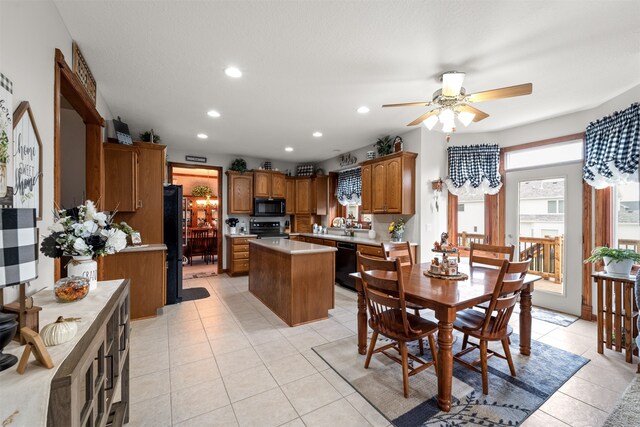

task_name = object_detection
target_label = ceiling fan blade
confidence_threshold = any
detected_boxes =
[382,101,432,108]
[458,104,490,122]
[441,71,466,97]
[407,109,438,126]
[466,83,533,103]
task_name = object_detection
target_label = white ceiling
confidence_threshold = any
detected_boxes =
[54,0,640,162]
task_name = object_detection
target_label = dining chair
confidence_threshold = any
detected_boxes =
[469,242,515,268]
[381,241,430,355]
[357,252,439,398]
[189,237,210,265]
[453,259,532,395]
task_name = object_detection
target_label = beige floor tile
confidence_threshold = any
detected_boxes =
[281,372,342,415]
[232,388,298,427]
[169,328,209,348]
[574,362,637,393]
[278,418,306,427]
[539,392,608,427]
[266,353,318,385]
[538,329,593,355]
[302,398,372,427]
[130,369,171,404]
[170,357,221,392]
[130,336,169,359]
[174,404,238,427]
[314,323,355,342]
[209,333,252,355]
[277,324,313,338]
[320,368,356,396]
[563,319,597,338]
[345,392,389,427]
[254,337,299,363]
[170,341,213,367]
[129,392,172,427]
[215,347,263,377]
[245,328,285,346]
[171,378,231,424]
[581,348,638,373]
[286,330,329,352]
[223,364,278,403]
[521,410,570,426]
[302,349,331,371]
[131,350,170,378]
[559,376,622,413]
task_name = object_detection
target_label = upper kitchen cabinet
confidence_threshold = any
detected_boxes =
[227,171,253,214]
[285,177,295,215]
[295,178,311,214]
[362,151,417,215]
[314,175,329,216]
[254,170,286,199]
[104,143,139,212]
[293,175,329,215]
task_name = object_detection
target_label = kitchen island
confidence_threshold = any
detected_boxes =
[249,238,337,326]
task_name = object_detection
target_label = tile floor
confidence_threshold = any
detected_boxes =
[129,275,637,427]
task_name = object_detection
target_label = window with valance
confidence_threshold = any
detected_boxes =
[335,168,361,206]
[445,144,502,196]
[583,102,640,188]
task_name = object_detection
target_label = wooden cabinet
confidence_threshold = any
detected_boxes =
[293,176,328,215]
[104,144,139,212]
[314,176,329,215]
[295,179,311,214]
[362,151,417,215]
[285,177,296,215]
[226,171,253,214]
[48,280,130,427]
[227,236,256,276]
[253,170,286,199]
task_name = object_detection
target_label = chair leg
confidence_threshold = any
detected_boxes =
[399,341,410,398]
[414,309,424,355]
[364,330,378,369]
[502,338,516,376]
[428,334,438,372]
[461,334,469,350]
[480,340,489,395]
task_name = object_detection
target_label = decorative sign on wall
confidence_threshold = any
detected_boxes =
[12,102,43,219]
[185,155,207,163]
[0,72,13,203]
[72,42,97,105]
[113,116,132,145]
[339,153,358,167]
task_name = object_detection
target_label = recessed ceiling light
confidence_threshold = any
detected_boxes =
[357,106,370,114]
[197,133,208,139]
[207,110,221,118]
[313,132,323,137]
[285,147,294,152]
[224,67,242,78]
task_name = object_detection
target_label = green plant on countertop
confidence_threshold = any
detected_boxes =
[225,217,239,227]
[112,221,136,236]
[230,158,248,173]
[584,247,640,265]
[0,129,8,163]
[376,135,394,156]
[139,130,161,143]
[192,185,213,197]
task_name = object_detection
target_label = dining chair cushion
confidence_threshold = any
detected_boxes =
[368,308,438,342]
[454,309,514,340]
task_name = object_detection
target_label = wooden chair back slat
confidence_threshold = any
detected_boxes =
[470,243,515,267]
[381,242,414,267]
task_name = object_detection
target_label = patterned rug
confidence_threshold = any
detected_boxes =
[183,271,218,280]
[313,333,588,426]
[513,305,578,327]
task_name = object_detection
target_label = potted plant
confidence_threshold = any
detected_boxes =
[192,185,213,198]
[376,135,394,157]
[585,247,640,276]
[388,218,406,242]
[139,130,161,143]
[230,158,248,173]
[225,217,239,235]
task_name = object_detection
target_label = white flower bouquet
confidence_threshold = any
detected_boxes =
[41,200,132,258]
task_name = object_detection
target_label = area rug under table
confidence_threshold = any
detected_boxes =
[313,334,588,426]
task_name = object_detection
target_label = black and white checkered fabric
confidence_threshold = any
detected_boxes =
[446,144,502,196]
[0,209,38,287]
[0,73,12,94]
[583,103,640,189]
[335,168,362,206]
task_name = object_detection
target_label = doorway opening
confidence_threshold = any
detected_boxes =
[169,163,223,278]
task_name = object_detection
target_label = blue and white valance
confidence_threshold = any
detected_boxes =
[583,103,640,189]
[445,144,502,196]
[335,168,361,206]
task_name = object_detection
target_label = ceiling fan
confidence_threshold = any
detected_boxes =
[383,71,533,133]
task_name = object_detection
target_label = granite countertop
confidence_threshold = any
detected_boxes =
[291,233,418,246]
[120,243,167,253]
[250,238,338,254]
[226,234,258,238]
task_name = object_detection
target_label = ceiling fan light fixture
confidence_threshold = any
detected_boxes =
[438,108,455,124]
[423,114,439,130]
[442,123,455,133]
[441,71,466,97]
[458,111,475,127]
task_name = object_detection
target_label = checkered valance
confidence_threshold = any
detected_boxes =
[335,168,362,206]
[0,209,38,287]
[445,144,502,196]
[583,103,640,188]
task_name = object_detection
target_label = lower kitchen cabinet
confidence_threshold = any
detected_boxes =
[227,236,256,276]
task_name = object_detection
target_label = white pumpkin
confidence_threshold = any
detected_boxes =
[41,316,79,346]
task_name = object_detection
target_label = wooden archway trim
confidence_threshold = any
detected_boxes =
[54,48,105,280]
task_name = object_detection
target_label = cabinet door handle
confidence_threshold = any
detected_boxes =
[105,355,115,391]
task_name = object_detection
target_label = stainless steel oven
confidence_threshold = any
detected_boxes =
[253,198,286,217]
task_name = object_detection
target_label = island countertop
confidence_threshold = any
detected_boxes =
[290,233,418,247]
[249,238,338,254]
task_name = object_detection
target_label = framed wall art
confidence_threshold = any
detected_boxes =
[0,72,13,203]
[13,102,43,219]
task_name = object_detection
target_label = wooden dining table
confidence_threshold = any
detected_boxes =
[350,262,541,412]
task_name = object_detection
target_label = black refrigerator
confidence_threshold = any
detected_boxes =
[164,185,183,304]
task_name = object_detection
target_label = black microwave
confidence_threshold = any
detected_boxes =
[253,198,286,217]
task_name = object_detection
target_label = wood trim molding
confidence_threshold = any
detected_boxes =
[447,192,458,246]
[581,181,593,320]
[502,132,585,153]
[594,187,613,272]
[497,149,506,246]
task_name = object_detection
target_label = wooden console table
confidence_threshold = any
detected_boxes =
[594,272,638,363]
